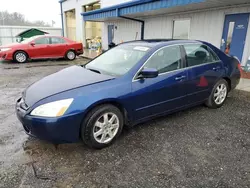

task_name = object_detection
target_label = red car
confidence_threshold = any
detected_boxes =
[0,35,83,63]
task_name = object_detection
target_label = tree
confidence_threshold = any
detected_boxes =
[0,11,51,27]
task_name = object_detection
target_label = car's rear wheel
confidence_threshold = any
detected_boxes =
[65,50,76,61]
[205,79,229,108]
[14,51,28,63]
[81,104,124,149]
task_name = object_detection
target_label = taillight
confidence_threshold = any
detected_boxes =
[237,63,242,71]
[233,56,242,70]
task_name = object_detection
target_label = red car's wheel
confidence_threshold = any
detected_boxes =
[66,50,76,61]
[14,51,28,63]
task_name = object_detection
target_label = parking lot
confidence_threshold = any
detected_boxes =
[0,59,250,188]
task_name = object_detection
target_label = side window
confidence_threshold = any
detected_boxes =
[184,44,217,67]
[51,37,66,44]
[34,37,49,45]
[144,46,182,74]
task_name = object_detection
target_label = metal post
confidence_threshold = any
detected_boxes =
[141,21,144,40]
[60,2,65,36]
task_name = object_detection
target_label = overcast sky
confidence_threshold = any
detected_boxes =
[0,0,61,27]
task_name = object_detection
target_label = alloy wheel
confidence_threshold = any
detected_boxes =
[93,113,120,144]
[214,83,227,105]
[16,52,26,63]
[67,51,75,60]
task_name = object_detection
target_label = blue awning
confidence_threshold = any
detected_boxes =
[81,0,205,21]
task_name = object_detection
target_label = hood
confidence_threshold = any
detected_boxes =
[0,43,25,49]
[23,66,114,107]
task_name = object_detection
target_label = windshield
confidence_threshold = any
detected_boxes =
[85,45,150,76]
[21,36,42,44]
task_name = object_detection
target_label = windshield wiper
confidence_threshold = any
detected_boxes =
[86,68,101,74]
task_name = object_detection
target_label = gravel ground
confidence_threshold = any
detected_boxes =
[0,59,250,188]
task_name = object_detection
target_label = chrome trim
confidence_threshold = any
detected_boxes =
[132,43,222,82]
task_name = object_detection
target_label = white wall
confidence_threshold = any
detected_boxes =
[61,0,250,65]
[101,0,132,8]
[62,0,130,45]
[62,0,98,44]
[144,6,250,65]
[102,5,250,65]
[0,26,61,45]
[102,20,141,49]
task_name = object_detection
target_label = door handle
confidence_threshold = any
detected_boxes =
[175,76,186,81]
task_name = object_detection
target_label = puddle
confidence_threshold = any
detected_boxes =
[25,63,69,68]
[3,67,20,70]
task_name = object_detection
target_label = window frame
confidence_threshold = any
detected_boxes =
[182,43,221,68]
[33,37,50,45]
[172,18,191,40]
[133,44,185,81]
[49,37,67,45]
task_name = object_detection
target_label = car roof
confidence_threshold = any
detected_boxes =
[120,39,202,48]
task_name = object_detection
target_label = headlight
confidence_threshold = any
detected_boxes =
[30,99,74,117]
[0,48,11,52]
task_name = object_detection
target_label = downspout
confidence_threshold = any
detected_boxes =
[59,1,65,37]
[119,16,145,40]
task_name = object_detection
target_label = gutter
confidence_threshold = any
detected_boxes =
[59,0,67,36]
[119,16,145,40]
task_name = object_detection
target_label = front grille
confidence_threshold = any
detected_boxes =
[17,98,29,111]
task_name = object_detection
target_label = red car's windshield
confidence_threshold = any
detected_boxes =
[21,36,42,44]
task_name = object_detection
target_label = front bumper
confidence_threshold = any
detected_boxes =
[16,98,82,144]
[0,51,12,61]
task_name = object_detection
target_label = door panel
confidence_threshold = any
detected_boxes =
[27,37,50,58]
[221,14,249,62]
[131,70,188,120]
[186,62,224,104]
[183,44,224,104]
[130,45,188,121]
[48,37,67,57]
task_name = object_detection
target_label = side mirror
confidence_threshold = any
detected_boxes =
[30,42,35,46]
[139,68,159,79]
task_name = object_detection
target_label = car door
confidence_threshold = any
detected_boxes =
[183,43,224,104]
[27,37,50,59]
[48,37,67,57]
[130,45,189,121]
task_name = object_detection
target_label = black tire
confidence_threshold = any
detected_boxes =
[14,51,28,63]
[205,79,229,109]
[81,104,124,149]
[65,50,76,61]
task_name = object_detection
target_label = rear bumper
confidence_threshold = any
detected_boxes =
[76,49,83,56]
[231,71,241,90]
[16,98,82,144]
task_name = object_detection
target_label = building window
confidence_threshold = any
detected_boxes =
[83,2,102,50]
[172,19,190,39]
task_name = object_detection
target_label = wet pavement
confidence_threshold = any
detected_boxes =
[0,59,250,188]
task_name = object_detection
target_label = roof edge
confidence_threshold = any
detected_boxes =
[59,0,67,3]
[81,0,157,16]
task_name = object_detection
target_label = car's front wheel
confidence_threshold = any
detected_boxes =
[206,79,229,108]
[81,104,124,149]
[14,51,28,63]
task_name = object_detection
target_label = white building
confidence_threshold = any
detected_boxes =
[60,0,250,65]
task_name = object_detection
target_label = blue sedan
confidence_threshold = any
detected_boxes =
[16,40,241,149]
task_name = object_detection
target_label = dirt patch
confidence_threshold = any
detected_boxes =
[1,59,250,188]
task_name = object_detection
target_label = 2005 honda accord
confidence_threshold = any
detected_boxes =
[16,39,241,149]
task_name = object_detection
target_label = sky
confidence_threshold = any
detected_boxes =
[0,0,61,27]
